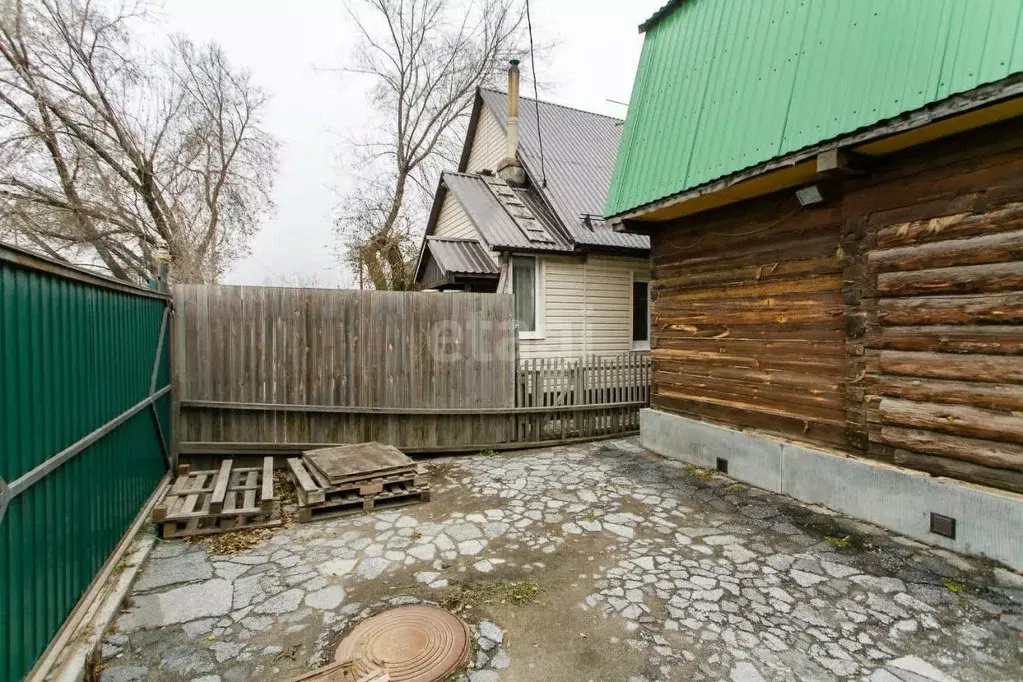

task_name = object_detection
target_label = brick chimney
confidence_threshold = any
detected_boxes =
[497,59,527,186]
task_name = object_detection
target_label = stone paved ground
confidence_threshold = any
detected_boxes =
[99,438,1023,682]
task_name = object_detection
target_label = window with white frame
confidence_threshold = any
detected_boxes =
[512,255,540,337]
[632,278,650,351]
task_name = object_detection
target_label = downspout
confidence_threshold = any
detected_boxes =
[583,256,589,356]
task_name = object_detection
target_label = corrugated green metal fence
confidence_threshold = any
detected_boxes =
[0,243,172,682]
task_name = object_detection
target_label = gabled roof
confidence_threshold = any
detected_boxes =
[462,89,649,252]
[443,172,574,252]
[607,0,1023,219]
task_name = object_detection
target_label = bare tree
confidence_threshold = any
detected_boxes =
[0,0,279,283]
[336,0,531,290]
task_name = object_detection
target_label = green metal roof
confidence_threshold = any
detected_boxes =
[606,0,1023,218]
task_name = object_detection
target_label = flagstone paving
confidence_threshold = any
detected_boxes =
[99,438,1023,681]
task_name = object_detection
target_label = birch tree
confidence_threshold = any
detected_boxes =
[0,0,279,283]
[336,0,531,290]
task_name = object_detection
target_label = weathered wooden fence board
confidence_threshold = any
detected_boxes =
[174,285,650,455]
[175,286,519,450]
[178,286,519,408]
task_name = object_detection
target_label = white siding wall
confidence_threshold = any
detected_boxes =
[433,191,477,239]
[518,254,650,360]
[585,255,640,355]
[519,256,585,358]
[465,107,506,173]
[448,100,648,359]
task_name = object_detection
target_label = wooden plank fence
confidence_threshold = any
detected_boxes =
[173,284,650,457]
[175,285,518,452]
[515,354,651,441]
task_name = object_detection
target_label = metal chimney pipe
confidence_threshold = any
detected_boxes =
[506,59,520,161]
[498,59,526,185]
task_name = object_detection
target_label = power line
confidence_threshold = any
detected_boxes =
[525,0,547,188]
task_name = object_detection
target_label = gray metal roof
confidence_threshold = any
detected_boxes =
[443,172,574,253]
[424,236,499,276]
[478,89,649,252]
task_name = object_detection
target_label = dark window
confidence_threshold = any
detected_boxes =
[633,281,649,343]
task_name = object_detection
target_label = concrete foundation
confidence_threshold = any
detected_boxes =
[641,408,1023,572]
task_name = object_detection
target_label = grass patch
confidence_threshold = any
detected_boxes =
[190,527,277,555]
[440,579,542,616]
[685,463,716,482]
[776,506,874,554]
[724,483,745,494]
[504,581,541,605]
[942,577,965,593]
[477,449,500,457]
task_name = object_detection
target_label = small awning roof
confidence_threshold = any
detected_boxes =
[424,236,499,278]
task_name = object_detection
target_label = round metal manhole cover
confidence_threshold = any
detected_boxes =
[334,605,470,682]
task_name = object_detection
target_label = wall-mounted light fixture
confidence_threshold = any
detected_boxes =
[796,184,824,207]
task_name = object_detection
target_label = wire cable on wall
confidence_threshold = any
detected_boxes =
[525,0,547,188]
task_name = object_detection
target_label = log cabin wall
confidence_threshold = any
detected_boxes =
[848,119,1023,494]
[648,118,1023,493]
[649,194,849,451]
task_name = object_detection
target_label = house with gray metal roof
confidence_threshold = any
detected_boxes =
[414,63,651,360]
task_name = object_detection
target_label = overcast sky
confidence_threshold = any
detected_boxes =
[161,0,664,288]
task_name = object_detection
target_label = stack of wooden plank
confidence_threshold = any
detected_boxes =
[287,442,429,523]
[153,458,280,538]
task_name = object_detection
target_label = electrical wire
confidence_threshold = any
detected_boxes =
[525,0,547,188]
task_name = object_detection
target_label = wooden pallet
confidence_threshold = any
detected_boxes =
[291,458,427,497]
[303,442,417,486]
[297,482,431,523]
[287,457,429,523]
[154,458,280,538]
